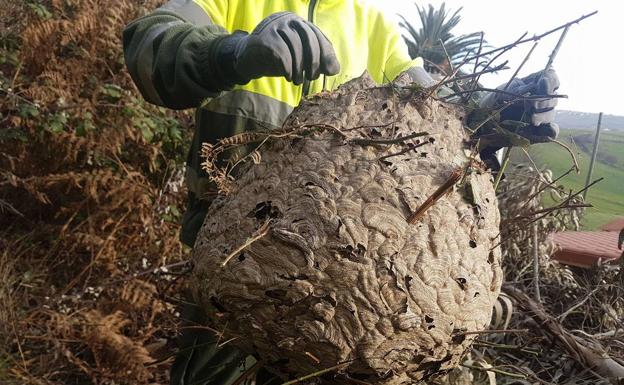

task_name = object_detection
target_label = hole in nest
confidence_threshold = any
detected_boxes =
[278,273,309,281]
[474,292,480,297]
[420,152,428,158]
[210,297,227,312]
[350,373,375,381]
[469,240,477,248]
[428,137,436,143]
[488,252,495,264]
[271,358,290,366]
[237,253,246,262]
[265,289,287,299]
[322,295,337,307]
[452,333,466,344]
[455,277,467,290]
[425,315,434,323]
[405,275,413,289]
[427,324,435,330]
[248,201,281,221]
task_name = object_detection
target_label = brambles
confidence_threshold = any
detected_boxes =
[192,73,503,384]
[1,1,188,384]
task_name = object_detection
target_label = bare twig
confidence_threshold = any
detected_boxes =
[518,166,576,211]
[378,141,429,162]
[494,148,512,191]
[544,25,571,72]
[470,32,528,92]
[549,138,580,172]
[280,362,350,385]
[466,31,486,98]
[230,361,262,385]
[464,11,598,63]
[459,329,529,335]
[437,62,508,88]
[461,363,527,379]
[221,221,270,267]
[407,167,463,224]
[493,178,603,249]
[350,131,429,146]
[502,203,592,225]
[443,88,566,101]
[532,223,541,302]
[504,284,624,379]
[504,42,539,91]
[558,287,601,323]
[439,38,455,75]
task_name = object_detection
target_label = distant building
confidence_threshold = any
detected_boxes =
[601,217,624,232]
[551,218,623,268]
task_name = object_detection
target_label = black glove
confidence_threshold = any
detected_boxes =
[216,12,340,86]
[479,69,560,143]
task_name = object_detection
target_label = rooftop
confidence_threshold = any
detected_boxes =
[600,217,624,232]
[551,231,622,268]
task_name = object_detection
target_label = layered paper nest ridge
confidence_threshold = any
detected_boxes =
[192,72,503,384]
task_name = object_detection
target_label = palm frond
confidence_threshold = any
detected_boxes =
[400,2,490,73]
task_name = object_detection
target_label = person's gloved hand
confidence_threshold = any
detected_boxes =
[216,12,340,86]
[479,69,560,143]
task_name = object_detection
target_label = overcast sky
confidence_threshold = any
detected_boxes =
[368,0,623,115]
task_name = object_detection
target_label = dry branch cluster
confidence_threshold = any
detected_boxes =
[192,73,503,384]
[0,1,189,384]
[448,166,624,385]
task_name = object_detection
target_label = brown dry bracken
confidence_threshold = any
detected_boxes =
[192,72,503,384]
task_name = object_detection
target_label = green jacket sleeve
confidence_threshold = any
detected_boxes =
[122,1,233,110]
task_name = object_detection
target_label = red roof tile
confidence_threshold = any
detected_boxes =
[600,217,624,232]
[551,231,622,268]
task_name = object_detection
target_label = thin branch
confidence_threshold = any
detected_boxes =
[494,148,512,191]
[378,141,429,162]
[494,178,604,249]
[466,31,486,100]
[437,62,508,87]
[461,364,527,379]
[442,88,566,101]
[504,42,539,91]
[407,167,463,224]
[470,32,528,92]
[459,329,529,335]
[221,221,270,267]
[463,11,598,63]
[501,203,592,225]
[439,38,455,75]
[518,166,576,211]
[350,131,429,146]
[544,25,571,71]
[549,138,580,172]
[558,287,601,323]
[280,362,350,385]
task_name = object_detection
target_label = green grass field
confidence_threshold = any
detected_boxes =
[510,128,624,230]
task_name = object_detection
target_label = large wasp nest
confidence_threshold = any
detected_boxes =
[192,72,503,384]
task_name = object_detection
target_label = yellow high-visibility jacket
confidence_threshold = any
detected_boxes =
[123,0,423,246]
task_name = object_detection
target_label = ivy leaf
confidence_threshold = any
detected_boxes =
[100,84,124,100]
[19,104,39,118]
[27,3,52,19]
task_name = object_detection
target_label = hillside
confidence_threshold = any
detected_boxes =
[511,128,624,230]
[555,110,624,131]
